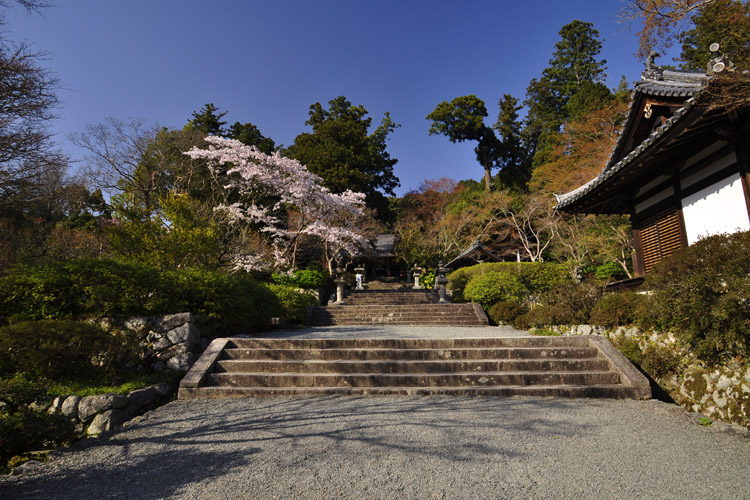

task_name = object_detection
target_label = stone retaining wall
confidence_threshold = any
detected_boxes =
[551,324,750,428]
[47,383,175,436]
[115,312,204,372]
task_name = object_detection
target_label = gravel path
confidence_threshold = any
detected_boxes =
[2,396,749,499]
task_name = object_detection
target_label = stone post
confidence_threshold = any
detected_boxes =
[412,263,422,289]
[436,260,450,304]
[334,265,346,305]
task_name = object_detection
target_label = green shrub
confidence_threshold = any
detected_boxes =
[589,291,646,327]
[159,268,281,334]
[0,259,281,334]
[272,269,325,289]
[488,300,529,325]
[0,374,50,412]
[1,408,75,471]
[593,261,627,280]
[0,321,137,381]
[638,231,750,364]
[0,374,75,471]
[515,281,604,328]
[419,272,436,289]
[640,344,681,379]
[463,271,528,310]
[0,258,162,322]
[447,262,569,303]
[611,336,643,365]
[267,284,319,323]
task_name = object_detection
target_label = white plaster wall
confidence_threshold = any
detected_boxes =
[681,173,750,244]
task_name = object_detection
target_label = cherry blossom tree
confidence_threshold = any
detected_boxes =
[185,136,371,271]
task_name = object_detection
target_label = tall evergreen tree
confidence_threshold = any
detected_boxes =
[427,95,500,190]
[187,103,227,136]
[493,94,530,191]
[285,96,400,222]
[524,20,608,169]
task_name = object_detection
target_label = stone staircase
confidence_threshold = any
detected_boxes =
[178,336,651,400]
[308,286,489,326]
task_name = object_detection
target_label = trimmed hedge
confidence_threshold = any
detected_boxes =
[464,271,528,310]
[448,262,569,303]
[0,258,281,334]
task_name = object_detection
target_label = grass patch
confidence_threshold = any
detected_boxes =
[45,370,183,397]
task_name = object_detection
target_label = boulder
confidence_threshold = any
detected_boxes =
[152,313,195,332]
[87,409,132,435]
[48,395,66,414]
[152,383,174,398]
[78,393,128,423]
[125,387,157,415]
[61,395,81,419]
[166,322,200,346]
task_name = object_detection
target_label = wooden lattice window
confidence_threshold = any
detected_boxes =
[639,208,684,273]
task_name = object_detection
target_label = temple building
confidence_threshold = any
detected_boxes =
[555,51,750,280]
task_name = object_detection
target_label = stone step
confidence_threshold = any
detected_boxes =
[215,358,611,374]
[208,370,621,388]
[179,384,646,399]
[178,336,653,401]
[308,303,488,326]
[221,347,601,361]
[227,336,592,349]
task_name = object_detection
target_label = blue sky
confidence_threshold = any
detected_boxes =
[6,1,655,195]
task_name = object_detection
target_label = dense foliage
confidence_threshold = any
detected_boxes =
[638,231,750,363]
[0,258,282,334]
[0,320,137,380]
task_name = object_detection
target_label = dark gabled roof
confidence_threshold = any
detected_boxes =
[555,64,712,212]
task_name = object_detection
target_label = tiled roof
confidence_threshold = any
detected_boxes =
[555,65,710,210]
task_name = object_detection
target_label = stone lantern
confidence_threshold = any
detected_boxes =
[411,263,422,289]
[334,264,346,305]
[436,260,450,304]
[354,264,365,290]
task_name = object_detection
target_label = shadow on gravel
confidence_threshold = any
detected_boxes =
[10,447,260,499]
[116,396,594,461]
[3,396,598,499]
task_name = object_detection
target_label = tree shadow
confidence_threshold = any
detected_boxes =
[2,396,600,499]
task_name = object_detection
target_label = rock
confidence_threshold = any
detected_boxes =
[152,313,195,332]
[11,460,44,475]
[624,327,638,338]
[123,317,149,331]
[152,383,173,398]
[48,395,66,414]
[87,409,132,435]
[166,351,197,371]
[166,322,200,346]
[153,360,166,372]
[61,395,81,419]
[712,390,728,409]
[716,375,733,390]
[125,387,157,415]
[147,330,173,350]
[78,393,128,423]
[577,325,592,336]
[0,401,7,413]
